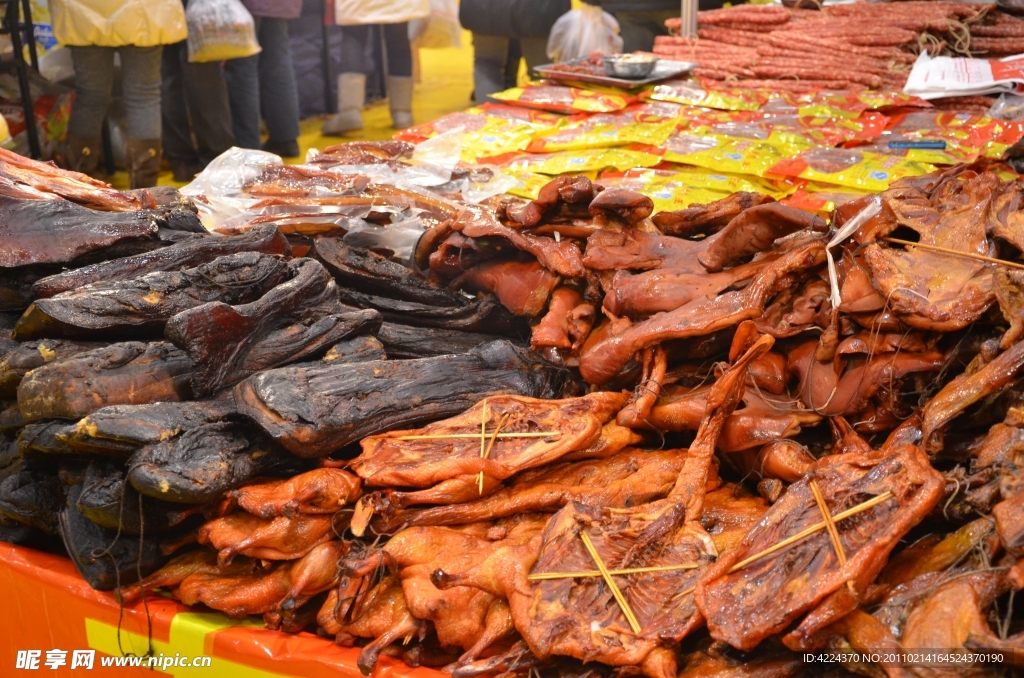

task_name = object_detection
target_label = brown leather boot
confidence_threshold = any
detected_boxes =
[125,137,162,189]
[58,135,101,175]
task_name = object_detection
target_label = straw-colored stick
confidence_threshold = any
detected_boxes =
[480,401,487,461]
[673,585,696,601]
[883,237,1024,272]
[726,491,893,575]
[392,432,562,441]
[580,531,642,634]
[670,491,893,602]
[809,479,855,595]
[479,413,510,495]
[528,563,699,581]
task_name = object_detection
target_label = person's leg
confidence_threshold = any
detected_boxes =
[471,34,510,105]
[160,40,200,174]
[382,22,413,128]
[323,24,368,135]
[503,39,522,89]
[184,59,237,165]
[614,10,676,53]
[256,17,301,156]
[65,46,115,173]
[117,45,163,188]
[518,37,550,77]
[223,53,261,150]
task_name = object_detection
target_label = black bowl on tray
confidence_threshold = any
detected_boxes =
[601,54,659,79]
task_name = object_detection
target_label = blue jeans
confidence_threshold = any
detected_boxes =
[224,17,301,148]
[68,45,162,140]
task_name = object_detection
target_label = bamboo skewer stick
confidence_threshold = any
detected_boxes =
[479,413,510,495]
[528,563,699,581]
[479,401,487,462]
[726,491,894,574]
[580,531,642,634]
[882,237,1024,272]
[670,491,894,602]
[392,432,562,441]
[809,479,855,595]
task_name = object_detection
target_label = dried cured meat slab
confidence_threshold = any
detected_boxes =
[127,421,309,504]
[13,252,291,341]
[17,342,193,421]
[695,437,944,651]
[235,341,566,457]
[166,258,382,396]
[31,225,291,299]
[61,399,238,457]
[352,392,627,490]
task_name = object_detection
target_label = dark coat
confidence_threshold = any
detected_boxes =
[459,0,571,39]
[240,0,303,19]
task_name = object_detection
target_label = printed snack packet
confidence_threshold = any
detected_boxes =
[526,102,683,153]
[479,146,663,175]
[505,170,559,200]
[655,129,805,177]
[780,180,873,217]
[598,169,733,212]
[648,79,768,111]
[491,84,637,114]
[395,104,564,162]
[768,147,936,192]
[653,163,794,199]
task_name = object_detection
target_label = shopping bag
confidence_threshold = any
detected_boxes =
[546,5,623,62]
[186,0,261,63]
[409,0,462,49]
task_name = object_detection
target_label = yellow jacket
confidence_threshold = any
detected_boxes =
[48,0,187,48]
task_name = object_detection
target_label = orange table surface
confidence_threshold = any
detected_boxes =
[0,542,445,678]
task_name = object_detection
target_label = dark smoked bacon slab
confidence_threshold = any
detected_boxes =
[0,194,158,268]
[335,287,524,337]
[235,341,565,457]
[695,435,944,651]
[128,421,309,504]
[31,225,291,299]
[17,341,194,421]
[166,258,382,396]
[376,322,512,358]
[13,252,291,341]
[61,399,238,457]
[58,483,166,590]
[312,238,468,306]
[0,339,106,398]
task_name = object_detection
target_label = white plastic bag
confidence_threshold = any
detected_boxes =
[409,0,462,49]
[186,0,261,64]
[546,6,623,63]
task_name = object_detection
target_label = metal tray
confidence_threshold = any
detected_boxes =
[534,58,697,88]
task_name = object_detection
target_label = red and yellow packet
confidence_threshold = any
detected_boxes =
[525,102,683,153]
[491,84,638,114]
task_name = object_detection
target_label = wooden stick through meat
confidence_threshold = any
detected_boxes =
[810,479,855,595]
[392,432,562,440]
[672,490,894,601]
[479,413,510,494]
[727,491,894,574]
[883,237,1024,271]
[580,530,642,634]
[528,563,699,581]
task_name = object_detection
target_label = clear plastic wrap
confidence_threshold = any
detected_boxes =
[546,5,623,62]
[185,0,261,63]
